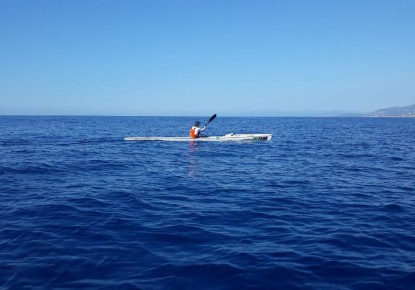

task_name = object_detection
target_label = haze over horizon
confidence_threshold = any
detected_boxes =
[1,0,414,116]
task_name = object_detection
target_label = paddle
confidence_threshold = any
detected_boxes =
[204,114,217,127]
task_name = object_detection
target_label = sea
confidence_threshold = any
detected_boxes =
[1,116,414,290]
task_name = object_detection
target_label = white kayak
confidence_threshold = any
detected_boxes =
[124,133,272,142]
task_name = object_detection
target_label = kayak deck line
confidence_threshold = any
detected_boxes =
[124,133,272,142]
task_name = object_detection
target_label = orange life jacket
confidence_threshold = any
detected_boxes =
[189,126,201,138]
[189,127,196,138]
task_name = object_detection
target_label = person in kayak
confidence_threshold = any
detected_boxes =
[189,121,205,138]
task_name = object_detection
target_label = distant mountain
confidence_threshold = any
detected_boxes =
[238,104,415,117]
[365,104,415,117]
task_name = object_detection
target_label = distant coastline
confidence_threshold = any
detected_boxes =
[351,104,415,118]
[1,104,414,118]
[228,104,415,117]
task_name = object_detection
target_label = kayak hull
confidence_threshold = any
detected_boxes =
[124,134,272,142]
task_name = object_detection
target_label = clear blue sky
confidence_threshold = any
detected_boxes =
[1,0,414,116]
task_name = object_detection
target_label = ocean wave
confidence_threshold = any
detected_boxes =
[1,116,415,289]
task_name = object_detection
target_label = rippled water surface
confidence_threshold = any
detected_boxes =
[1,116,414,289]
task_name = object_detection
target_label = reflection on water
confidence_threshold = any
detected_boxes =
[187,141,198,177]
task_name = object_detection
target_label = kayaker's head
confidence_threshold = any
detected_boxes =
[194,121,200,127]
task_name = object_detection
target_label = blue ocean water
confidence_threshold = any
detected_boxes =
[1,116,414,290]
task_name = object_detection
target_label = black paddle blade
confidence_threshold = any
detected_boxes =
[207,114,217,125]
